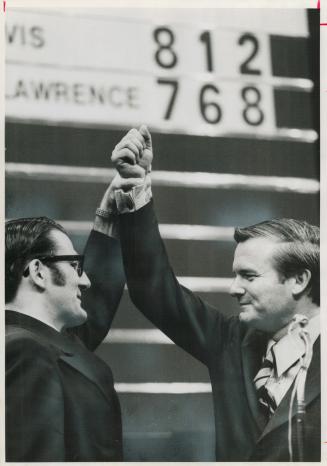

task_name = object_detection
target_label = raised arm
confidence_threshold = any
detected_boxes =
[74,175,144,350]
[112,127,231,365]
[120,201,226,364]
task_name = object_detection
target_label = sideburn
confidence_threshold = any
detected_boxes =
[48,263,66,286]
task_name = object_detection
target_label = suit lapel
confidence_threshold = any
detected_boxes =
[258,337,320,441]
[43,331,114,404]
[241,328,269,431]
[58,348,113,403]
[6,310,112,403]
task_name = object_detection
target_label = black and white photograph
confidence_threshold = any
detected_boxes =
[3,1,325,462]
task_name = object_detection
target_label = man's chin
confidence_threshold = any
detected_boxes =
[238,308,258,326]
[71,307,88,327]
[78,307,88,323]
[239,306,253,319]
[239,311,273,333]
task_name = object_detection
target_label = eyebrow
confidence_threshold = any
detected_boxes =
[232,267,258,275]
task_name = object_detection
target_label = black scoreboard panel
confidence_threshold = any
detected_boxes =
[5,8,319,462]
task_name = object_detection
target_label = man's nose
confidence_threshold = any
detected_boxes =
[229,277,245,297]
[79,271,91,289]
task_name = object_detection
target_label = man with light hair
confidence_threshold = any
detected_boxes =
[107,126,320,461]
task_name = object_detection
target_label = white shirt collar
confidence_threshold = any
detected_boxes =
[266,313,320,378]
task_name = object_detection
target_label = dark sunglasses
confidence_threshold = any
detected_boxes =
[23,254,85,277]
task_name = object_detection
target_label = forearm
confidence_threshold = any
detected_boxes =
[73,174,126,347]
[118,201,220,364]
[93,213,119,238]
[78,230,125,350]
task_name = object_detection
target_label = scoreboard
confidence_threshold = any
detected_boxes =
[5,8,316,141]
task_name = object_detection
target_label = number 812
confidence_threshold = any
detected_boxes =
[153,26,262,75]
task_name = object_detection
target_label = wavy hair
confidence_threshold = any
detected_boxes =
[234,218,320,305]
[5,217,66,302]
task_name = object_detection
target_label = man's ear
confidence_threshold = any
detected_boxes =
[291,269,312,298]
[26,259,47,291]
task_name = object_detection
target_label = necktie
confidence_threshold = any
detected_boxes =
[254,345,277,418]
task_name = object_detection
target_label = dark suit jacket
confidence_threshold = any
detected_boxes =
[6,230,125,462]
[119,202,321,462]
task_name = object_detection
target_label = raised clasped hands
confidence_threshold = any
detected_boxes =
[98,126,153,216]
[111,125,153,180]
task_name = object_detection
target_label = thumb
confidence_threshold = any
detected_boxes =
[139,125,152,149]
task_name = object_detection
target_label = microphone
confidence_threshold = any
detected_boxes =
[287,314,313,461]
[287,314,309,334]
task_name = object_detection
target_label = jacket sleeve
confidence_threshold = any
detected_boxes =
[74,230,125,351]
[119,201,232,365]
[6,336,65,462]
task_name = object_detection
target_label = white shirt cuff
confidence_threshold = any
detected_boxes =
[115,183,152,214]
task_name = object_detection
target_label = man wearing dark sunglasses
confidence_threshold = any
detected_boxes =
[5,178,134,462]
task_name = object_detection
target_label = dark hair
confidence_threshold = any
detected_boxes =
[5,217,67,302]
[234,218,320,305]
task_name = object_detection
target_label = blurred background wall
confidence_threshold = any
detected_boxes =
[5,7,319,461]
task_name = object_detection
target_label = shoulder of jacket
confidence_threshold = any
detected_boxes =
[6,325,61,360]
